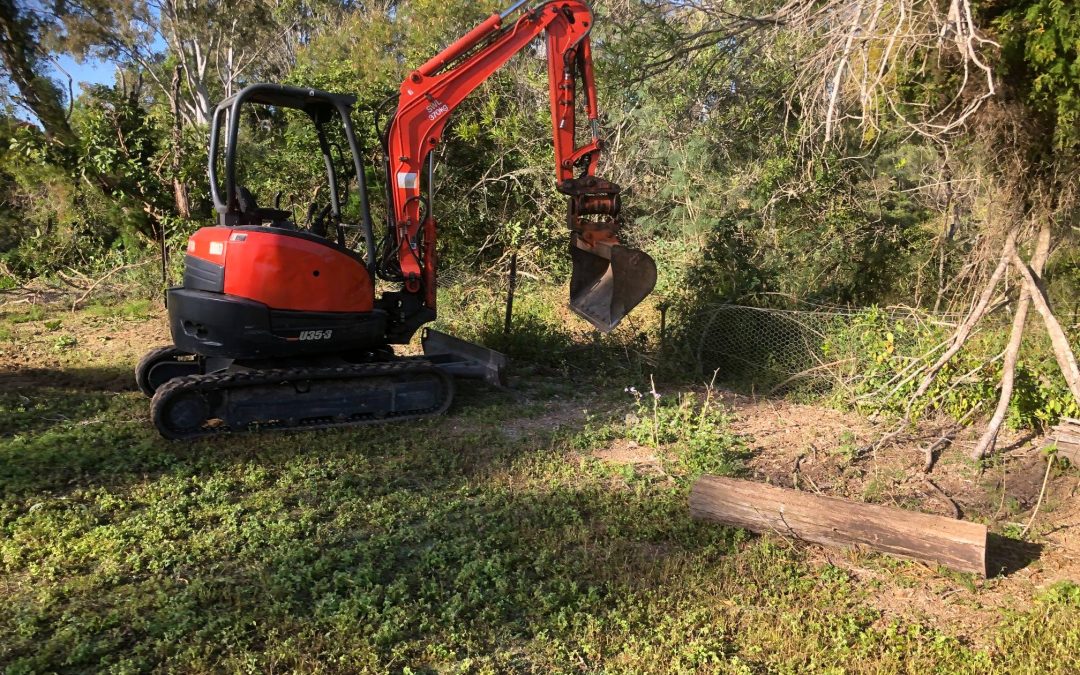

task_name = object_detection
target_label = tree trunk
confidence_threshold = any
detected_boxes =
[969,222,1053,460]
[934,163,954,314]
[909,229,1016,408]
[1012,252,1080,404]
[170,65,191,219]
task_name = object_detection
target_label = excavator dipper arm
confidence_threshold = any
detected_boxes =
[384,1,656,331]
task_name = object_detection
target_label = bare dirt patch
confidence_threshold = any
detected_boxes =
[593,438,658,466]
[496,399,586,440]
[2,302,168,372]
[723,390,1080,643]
[584,385,1080,646]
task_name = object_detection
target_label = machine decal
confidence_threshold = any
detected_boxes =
[426,99,450,121]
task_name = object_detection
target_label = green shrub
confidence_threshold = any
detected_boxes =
[823,307,1078,428]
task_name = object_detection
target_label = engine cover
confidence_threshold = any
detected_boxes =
[171,226,385,358]
[184,226,374,313]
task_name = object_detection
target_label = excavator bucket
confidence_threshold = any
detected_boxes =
[569,236,657,332]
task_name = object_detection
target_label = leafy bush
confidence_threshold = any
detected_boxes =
[822,307,1078,428]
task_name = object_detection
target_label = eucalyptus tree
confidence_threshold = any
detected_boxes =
[0,0,77,146]
[47,0,335,127]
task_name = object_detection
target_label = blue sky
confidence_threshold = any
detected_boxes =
[52,54,117,96]
[7,56,115,124]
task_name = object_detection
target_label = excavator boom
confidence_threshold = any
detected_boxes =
[383,0,656,331]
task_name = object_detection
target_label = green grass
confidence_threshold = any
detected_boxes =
[2,306,1079,672]
[2,304,45,324]
[84,298,156,321]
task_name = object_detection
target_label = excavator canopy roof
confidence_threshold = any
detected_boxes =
[215,83,357,123]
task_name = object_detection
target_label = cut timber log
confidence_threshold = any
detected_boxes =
[1048,419,1080,465]
[690,475,988,576]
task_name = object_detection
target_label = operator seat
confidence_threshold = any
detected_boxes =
[235,186,294,229]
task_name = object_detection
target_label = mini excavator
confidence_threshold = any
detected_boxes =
[137,0,657,439]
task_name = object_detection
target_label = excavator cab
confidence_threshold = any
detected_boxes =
[208,84,376,264]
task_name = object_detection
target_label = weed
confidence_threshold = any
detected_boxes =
[624,377,748,480]
[1040,581,1080,606]
[51,334,77,351]
[833,430,859,462]
[1005,495,1022,516]
[4,304,45,323]
[85,298,155,320]
[1000,523,1025,540]
[861,477,887,502]
[569,410,617,451]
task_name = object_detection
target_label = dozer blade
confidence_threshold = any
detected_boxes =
[569,235,657,332]
[422,328,508,387]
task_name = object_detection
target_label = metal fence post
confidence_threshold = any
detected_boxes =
[504,251,518,336]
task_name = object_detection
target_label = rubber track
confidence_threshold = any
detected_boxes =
[135,345,195,397]
[150,361,453,440]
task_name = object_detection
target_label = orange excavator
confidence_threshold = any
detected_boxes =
[137,0,656,439]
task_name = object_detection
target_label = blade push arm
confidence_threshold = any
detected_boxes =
[384,1,618,306]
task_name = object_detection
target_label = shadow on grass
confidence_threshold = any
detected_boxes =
[1,372,193,498]
[3,366,137,437]
[1,394,744,672]
[0,362,592,499]
[986,533,1043,578]
[4,364,137,392]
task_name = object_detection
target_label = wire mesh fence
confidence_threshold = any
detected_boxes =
[676,302,962,393]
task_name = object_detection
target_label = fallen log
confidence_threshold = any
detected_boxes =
[1048,419,1080,465]
[690,475,988,576]
[1055,443,1080,465]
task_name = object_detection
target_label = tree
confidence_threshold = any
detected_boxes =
[0,0,77,146]
[46,0,337,128]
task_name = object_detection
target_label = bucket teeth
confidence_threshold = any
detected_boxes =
[568,235,657,332]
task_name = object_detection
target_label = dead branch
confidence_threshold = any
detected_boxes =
[1011,252,1080,404]
[767,358,856,395]
[1019,454,1054,540]
[859,230,1012,462]
[923,475,961,519]
[0,258,21,284]
[907,229,1016,410]
[923,403,981,472]
[970,221,1052,460]
[70,260,154,312]
[776,0,1000,149]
